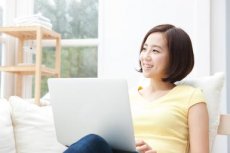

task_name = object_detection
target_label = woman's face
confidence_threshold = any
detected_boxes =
[140,32,170,79]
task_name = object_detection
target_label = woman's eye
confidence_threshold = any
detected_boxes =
[152,49,159,53]
[141,47,147,52]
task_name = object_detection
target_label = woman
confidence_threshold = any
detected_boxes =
[64,24,209,153]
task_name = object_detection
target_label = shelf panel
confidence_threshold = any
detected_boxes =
[0,65,58,76]
[41,67,58,76]
[0,26,61,40]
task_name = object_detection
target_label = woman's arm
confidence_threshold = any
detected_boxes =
[188,102,209,153]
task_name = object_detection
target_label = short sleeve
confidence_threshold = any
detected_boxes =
[188,88,206,108]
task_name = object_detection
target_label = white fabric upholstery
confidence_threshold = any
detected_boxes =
[9,96,67,153]
[0,98,16,153]
[178,72,224,152]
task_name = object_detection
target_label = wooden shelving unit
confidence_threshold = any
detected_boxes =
[0,26,61,104]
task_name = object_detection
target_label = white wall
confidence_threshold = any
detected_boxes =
[99,0,210,87]
[210,0,228,153]
[99,0,228,152]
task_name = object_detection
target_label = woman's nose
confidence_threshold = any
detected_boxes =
[141,51,151,61]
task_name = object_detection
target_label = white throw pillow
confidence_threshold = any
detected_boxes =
[178,72,224,152]
[0,98,16,153]
[9,96,67,153]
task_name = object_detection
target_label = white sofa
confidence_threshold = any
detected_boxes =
[0,73,229,153]
[0,96,67,153]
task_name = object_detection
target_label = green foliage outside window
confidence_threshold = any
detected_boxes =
[35,0,98,39]
[34,0,98,96]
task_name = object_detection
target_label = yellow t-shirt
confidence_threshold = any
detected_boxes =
[129,84,206,153]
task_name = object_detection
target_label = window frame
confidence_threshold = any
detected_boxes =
[33,0,100,97]
[0,0,100,98]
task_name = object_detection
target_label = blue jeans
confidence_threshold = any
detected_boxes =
[64,134,138,153]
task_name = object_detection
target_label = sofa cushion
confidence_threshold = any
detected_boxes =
[178,72,224,151]
[0,98,16,153]
[9,96,67,153]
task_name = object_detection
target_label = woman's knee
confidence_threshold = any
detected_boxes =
[64,134,113,153]
[83,134,107,143]
[82,134,111,148]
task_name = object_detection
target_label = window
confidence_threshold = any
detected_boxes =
[34,0,98,96]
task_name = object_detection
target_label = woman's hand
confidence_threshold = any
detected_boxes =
[135,140,157,153]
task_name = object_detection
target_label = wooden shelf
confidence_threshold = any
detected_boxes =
[0,25,61,104]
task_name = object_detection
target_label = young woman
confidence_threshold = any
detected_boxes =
[64,24,209,153]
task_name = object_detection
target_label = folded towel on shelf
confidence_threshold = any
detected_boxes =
[13,13,53,30]
[14,13,51,23]
[14,21,53,30]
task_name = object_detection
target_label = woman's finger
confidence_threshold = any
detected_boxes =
[135,139,145,146]
[136,144,150,153]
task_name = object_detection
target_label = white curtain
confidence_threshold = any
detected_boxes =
[1,0,34,99]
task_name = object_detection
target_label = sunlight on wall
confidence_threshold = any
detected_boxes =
[99,0,210,89]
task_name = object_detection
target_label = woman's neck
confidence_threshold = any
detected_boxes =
[139,78,175,102]
[148,78,175,92]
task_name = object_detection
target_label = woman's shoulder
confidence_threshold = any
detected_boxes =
[175,84,206,106]
[175,84,202,93]
[128,85,146,103]
[129,86,141,97]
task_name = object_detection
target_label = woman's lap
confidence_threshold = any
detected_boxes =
[64,134,137,153]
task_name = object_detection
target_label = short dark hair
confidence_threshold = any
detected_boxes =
[138,24,194,83]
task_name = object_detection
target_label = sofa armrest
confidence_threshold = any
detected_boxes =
[217,114,230,135]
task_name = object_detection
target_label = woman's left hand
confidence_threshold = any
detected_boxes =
[135,139,157,153]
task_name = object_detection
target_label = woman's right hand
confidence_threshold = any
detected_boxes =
[135,139,157,153]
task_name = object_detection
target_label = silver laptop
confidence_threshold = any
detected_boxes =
[48,78,136,152]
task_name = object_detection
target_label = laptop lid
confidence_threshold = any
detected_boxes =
[48,78,136,152]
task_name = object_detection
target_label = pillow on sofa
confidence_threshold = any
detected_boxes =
[9,96,67,153]
[178,72,224,151]
[0,99,16,153]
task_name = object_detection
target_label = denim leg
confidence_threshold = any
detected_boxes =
[64,134,113,153]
